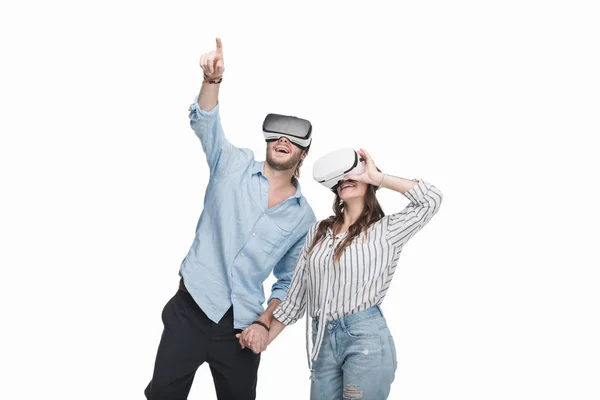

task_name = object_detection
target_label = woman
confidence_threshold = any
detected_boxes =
[269,148,443,399]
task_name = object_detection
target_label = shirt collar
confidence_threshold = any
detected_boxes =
[251,161,264,175]
[327,226,347,238]
[252,161,304,204]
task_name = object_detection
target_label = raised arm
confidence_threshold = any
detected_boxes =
[198,37,224,111]
[345,148,443,247]
[189,38,250,176]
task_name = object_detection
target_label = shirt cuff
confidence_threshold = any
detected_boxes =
[403,179,433,205]
[273,304,294,326]
[268,289,287,305]
[189,96,219,121]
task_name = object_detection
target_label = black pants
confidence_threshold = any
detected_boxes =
[145,289,261,400]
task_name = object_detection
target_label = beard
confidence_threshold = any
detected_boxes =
[266,147,302,171]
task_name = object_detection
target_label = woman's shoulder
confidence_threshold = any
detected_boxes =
[370,215,391,230]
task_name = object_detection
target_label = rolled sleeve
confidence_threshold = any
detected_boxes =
[386,180,443,248]
[188,98,250,176]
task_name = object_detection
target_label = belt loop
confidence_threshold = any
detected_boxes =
[339,315,347,332]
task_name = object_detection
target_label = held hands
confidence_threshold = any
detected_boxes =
[345,148,384,186]
[200,37,225,80]
[236,323,269,354]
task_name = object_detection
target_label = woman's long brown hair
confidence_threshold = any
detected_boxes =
[307,184,385,262]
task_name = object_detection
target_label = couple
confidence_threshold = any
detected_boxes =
[144,38,443,400]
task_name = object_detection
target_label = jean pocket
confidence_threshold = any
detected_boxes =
[345,320,380,339]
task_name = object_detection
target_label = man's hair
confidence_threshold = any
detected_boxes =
[293,158,303,180]
[293,148,309,180]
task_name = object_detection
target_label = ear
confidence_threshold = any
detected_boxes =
[301,150,308,161]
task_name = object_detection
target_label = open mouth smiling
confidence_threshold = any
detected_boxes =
[339,180,357,192]
[274,145,291,154]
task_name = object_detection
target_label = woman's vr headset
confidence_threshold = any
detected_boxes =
[313,148,365,192]
[262,113,312,151]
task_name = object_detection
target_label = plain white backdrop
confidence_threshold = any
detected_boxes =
[1,0,599,399]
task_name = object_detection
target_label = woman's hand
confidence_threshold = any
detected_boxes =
[345,148,384,186]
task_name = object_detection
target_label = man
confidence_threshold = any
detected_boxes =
[144,38,316,400]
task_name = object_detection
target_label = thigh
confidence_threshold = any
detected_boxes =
[145,291,210,400]
[310,331,343,400]
[341,328,397,400]
[208,309,261,400]
[208,339,261,400]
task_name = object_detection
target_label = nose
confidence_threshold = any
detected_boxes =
[277,137,291,145]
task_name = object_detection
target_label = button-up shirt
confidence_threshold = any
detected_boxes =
[273,180,443,367]
[179,100,316,329]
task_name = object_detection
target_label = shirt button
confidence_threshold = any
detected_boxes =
[233,294,237,298]
[327,324,334,329]
[240,252,244,256]
[263,213,266,216]
[264,189,268,192]
[252,233,256,237]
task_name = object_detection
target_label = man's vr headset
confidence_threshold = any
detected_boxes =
[313,148,365,192]
[262,113,312,151]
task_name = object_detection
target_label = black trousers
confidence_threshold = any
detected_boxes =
[145,289,261,400]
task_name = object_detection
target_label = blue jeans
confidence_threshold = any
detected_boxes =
[310,306,398,400]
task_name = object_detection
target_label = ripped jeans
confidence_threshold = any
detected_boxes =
[310,306,397,400]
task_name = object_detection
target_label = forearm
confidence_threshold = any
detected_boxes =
[267,319,286,345]
[256,298,281,328]
[198,81,220,111]
[378,172,419,194]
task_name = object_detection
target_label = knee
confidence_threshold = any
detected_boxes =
[143,385,151,399]
[144,382,169,400]
[343,383,363,399]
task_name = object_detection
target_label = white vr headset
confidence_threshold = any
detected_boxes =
[262,113,312,150]
[313,148,365,192]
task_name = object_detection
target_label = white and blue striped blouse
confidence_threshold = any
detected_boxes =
[273,179,443,369]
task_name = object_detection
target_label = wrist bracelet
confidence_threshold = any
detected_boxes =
[378,173,386,189]
[252,320,270,332]
[203,74,223,84]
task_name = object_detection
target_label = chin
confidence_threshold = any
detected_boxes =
[273,152,291,160]
[339,190,357,201]
[338,185,368,201]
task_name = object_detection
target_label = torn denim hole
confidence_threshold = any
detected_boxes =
[343,383,363,399]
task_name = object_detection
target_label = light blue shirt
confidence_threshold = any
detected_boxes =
[179,99,316,329]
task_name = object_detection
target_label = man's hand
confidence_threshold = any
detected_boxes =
[200,37,225,79]
[236,324,269,354]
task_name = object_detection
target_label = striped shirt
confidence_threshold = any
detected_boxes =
[273,179,443,368]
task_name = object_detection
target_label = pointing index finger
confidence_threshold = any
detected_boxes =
[216,37,223,54]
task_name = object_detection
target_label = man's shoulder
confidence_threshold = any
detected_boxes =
[239,148,256,164]
[303,204,317,225]
[221,148,257,176]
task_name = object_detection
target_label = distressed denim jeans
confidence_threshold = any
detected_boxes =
[310,306,398,400]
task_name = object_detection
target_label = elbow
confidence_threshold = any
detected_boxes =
[434,187,443,209]
[425,184,443,210]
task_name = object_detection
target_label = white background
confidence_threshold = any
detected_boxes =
[1,0,599,399]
